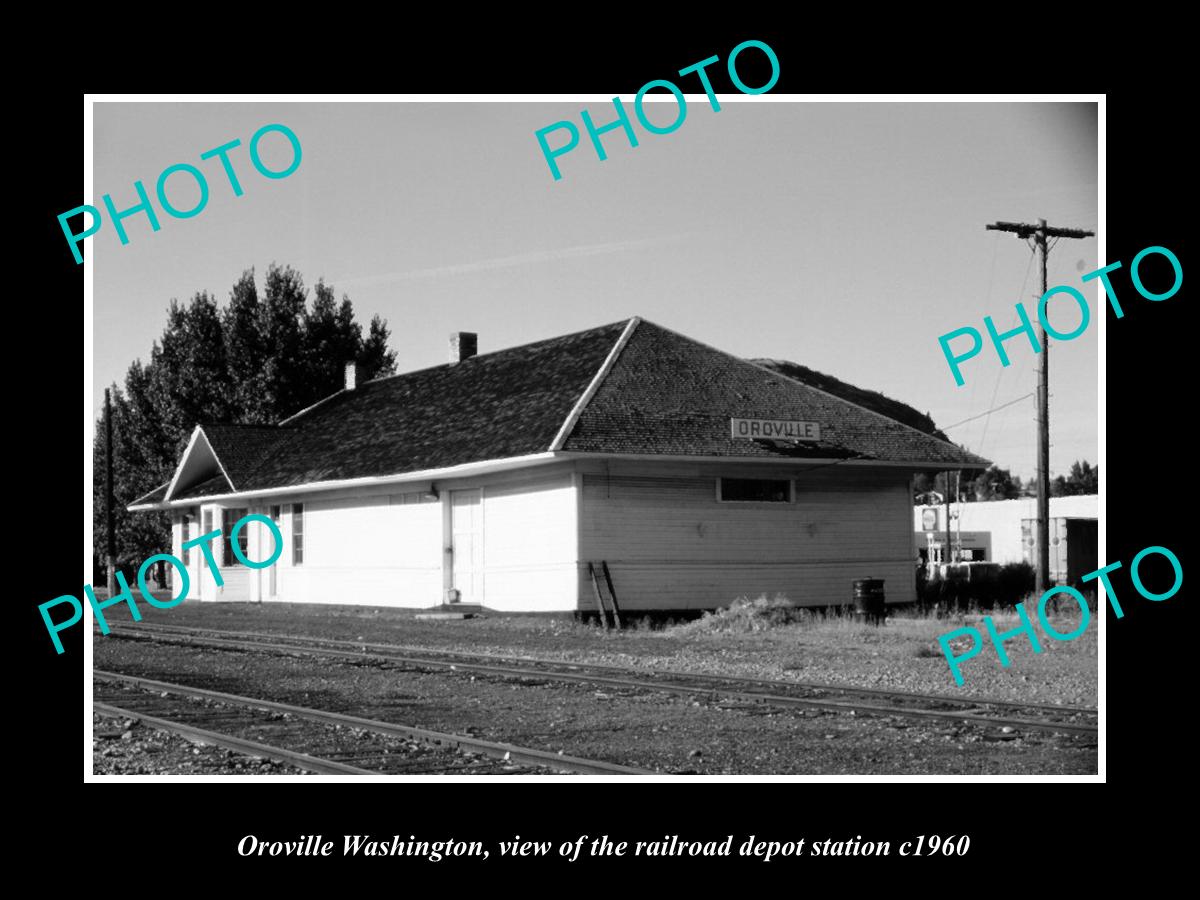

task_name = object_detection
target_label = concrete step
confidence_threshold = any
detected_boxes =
[414,603,483,620]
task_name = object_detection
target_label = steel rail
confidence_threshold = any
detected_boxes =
[105,628,1097,736]
[109,620,1097,715]
[94,669,651,776]
[94,700,372,775]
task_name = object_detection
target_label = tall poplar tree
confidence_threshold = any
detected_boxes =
[93,266,398,578]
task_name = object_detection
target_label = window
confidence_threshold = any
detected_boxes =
[718,477,792,503]
[181,510,196,565]
[222,507,249,566]
[292,503,304,565]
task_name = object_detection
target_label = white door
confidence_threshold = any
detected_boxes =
[450,489,483,605]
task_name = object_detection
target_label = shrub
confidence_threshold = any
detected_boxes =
[995,562,1036,607]
[672,594,807,634]
[917,561,1036,611]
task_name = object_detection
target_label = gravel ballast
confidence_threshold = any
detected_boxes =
[93,603,1098,775]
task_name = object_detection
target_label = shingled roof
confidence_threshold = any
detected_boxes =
[562,321,988,466]
[238,319,629,490]
[200,424,290,486]
[142,317,987,507]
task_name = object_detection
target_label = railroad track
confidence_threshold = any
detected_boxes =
[105,621,1098,737]
[95,699,370,775]
[94,670,651,776]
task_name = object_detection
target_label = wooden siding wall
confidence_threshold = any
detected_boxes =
[182,464,578,611]
[213,567,251,602]
[578,462,916,610]
[479,469,577,612]
[275,493,443,607]
[165,460,912,613]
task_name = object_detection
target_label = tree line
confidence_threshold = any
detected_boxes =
[914,460,1098,503]
[93,264,397,577]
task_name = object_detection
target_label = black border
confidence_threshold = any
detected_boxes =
[27,28,1184,877]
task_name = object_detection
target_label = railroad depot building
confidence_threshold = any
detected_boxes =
[130,317,987,613]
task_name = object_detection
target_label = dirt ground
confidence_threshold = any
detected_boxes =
[98,599,1098,705]
[92,601,1097,776]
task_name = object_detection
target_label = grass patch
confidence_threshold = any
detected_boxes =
[671,594,835,635]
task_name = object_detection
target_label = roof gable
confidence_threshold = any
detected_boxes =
[163,424,286,502]
[561,320,988,468]
[164,427,229,500]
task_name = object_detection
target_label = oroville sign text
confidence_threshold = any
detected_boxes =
[730,418,820,441]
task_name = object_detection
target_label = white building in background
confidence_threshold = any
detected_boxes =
[130,317,988,613]
[914,494,1098,585]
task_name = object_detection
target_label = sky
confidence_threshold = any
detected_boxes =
[92,100,1098,482]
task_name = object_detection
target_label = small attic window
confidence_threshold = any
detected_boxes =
[717,477,793,503]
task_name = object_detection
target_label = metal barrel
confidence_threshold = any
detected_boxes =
[852,578,886,625]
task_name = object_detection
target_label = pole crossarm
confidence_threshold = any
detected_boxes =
[986,221,1094,240]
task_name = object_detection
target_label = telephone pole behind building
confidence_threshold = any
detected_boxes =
[985,218,1094,592]
[105,388,115,597]
[943,474,952,567]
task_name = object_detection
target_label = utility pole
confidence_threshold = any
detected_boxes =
[105,388,116,597]
[986,219,1094,592]
[943,472,952,568]
[954,470,962,558]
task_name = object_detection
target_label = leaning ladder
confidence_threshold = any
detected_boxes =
[587,561,624,630]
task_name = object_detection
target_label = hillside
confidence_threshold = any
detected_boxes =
[752,359,950,442]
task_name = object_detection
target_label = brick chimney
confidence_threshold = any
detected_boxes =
[449,332,478,364]
[344,361,357,391]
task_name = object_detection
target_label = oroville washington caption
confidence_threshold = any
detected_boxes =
[238,833,942,861]
[238,834,490,861]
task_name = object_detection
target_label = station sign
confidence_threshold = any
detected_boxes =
[730,418,821,441]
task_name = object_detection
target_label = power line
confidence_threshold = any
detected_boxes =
[976,246,1037,456]
[941,393,1035,431]
[966,234,1005,417]
[792,451,877,476]
[976,367,1005,455]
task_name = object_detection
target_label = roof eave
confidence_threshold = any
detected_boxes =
[130,448,989,512]
[560,450,990,470]
[127,480,171,509]
[134,451,565,509]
